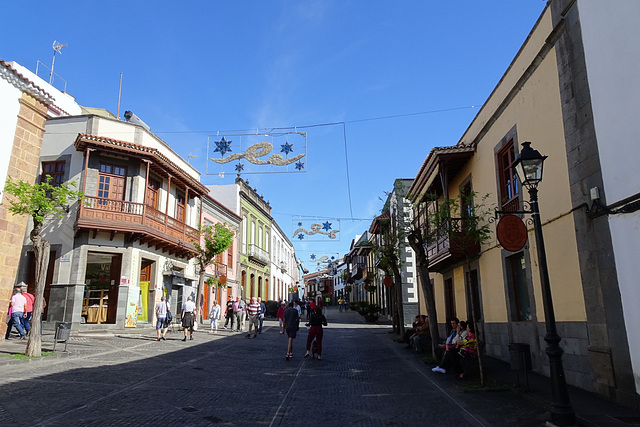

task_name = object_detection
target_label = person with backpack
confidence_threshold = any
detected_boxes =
[224,296,234,330]
[304,306,328,360]
[257,297,267,334]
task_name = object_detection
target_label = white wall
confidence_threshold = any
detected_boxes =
[579,0,640,393]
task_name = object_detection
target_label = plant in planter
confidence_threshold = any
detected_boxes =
[364,303,380,323]
[345,285,352,293]
[349,301,357,311]
[366,284,378,294]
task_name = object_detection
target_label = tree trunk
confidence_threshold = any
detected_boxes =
[390,261,405,336]
[465,258,485,386]
[195,265,205,323]
[408,231,440,357]
[25,220,49,357]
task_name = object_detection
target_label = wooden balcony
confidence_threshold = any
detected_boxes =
[77,196,199,257]
[425,218,481,272]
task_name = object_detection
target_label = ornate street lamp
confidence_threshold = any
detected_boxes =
[513,141,575,426]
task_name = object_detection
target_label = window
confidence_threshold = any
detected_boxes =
[507,253,531,321]
[146,178,160,209]
[227,240,233,268]
[175,190,185,222]
[41,161,66,186]
[466,270,482,323]
[259,225,263,248]
[242,216,247,253]
[98,164,126,202]
[497,141,519,211]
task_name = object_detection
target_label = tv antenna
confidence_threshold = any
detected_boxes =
[50,40,67,84]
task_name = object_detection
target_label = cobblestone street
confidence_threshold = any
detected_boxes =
[0,307,553,426]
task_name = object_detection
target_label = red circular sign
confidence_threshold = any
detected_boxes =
[218,275,227,285]
[496,214,528,252]
[383,276,393,287]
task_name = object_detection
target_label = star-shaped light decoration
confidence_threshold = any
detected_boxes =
[295,161,305,171]
[297,222,303,227]
[322,221,332,232]
[280,141,294,155]
[297,233,305,240]
[310,254,316,260]
[235,162,244,173]
[214,136,233,157]
[331,256,335,260]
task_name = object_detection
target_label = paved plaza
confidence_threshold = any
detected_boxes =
[0,307,637,426]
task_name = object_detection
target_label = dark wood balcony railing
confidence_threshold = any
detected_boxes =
[214,263,228,278]
[425,217,480,272]
[77,196,199,255]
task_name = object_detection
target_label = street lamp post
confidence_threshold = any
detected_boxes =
[514,141,575,426]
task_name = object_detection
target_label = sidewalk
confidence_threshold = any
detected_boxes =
[383,318,640,427]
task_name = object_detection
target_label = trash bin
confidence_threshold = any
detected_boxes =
[508,343,532,371]
[53,322,72,352]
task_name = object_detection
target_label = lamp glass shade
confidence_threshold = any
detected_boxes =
[514,142,547,187]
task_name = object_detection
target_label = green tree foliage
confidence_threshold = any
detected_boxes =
[3,176,83,357]
[192,223,235,320]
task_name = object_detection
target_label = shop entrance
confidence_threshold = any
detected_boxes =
[83,252,122,324]
[138,260,153,322]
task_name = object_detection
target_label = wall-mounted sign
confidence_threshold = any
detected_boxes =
[496,214,528,252]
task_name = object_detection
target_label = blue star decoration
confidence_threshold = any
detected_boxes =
[214,136,233,157]
[295,161,305,171]
[310,254,316,260]
[297,233,305,240]
[297,222,303,227]
[331,256,335,260]
[322,221,332,232]
[280,142,294,155]
[235,162,244,173]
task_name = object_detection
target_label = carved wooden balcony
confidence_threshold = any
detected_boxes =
[76,196,198,257]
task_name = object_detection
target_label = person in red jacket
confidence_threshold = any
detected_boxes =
[276,302,286,334]
[20,283,35,336]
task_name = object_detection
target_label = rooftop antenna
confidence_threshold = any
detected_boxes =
[50,40,67,85]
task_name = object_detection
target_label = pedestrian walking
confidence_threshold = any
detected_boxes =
[181,296,197,342]
[209,301,221,333]
[20,283,34,336]
[4,288,17,340]
[155,296,169,341]
[224,296,234,330]
[276,302,286,334]
[257,297,266,334]
[246,297,260,338]
[9,287,27,340]
[232,296,243,332]
[240,298,248,332]
[305,306,328,360]
[338,297,344,313]
[283,302,299,360]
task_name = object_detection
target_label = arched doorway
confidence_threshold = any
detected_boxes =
[250,274,255,297]
[258,276,263,298]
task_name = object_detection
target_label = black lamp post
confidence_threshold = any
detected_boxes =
[514,141,576,426]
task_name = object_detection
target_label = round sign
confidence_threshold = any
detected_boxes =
[496,214,528,252]
[218,275,227,285]
[383,276,393,287]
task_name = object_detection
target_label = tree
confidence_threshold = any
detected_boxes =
[3,176,83,357]
[429,191,493,385]
[192,223,235,322]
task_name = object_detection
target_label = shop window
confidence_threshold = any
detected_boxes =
[507,253,531,321]
[497,140,520,212]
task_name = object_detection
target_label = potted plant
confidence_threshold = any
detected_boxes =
[364,304,380,323]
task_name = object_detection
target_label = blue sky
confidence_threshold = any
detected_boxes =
[3,1,547,268]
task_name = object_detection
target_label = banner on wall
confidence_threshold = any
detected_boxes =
[125,285,140,328]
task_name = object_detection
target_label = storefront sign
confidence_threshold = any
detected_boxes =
[125,285,140,328]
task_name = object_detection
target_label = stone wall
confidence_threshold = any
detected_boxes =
[0,94,48,338]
